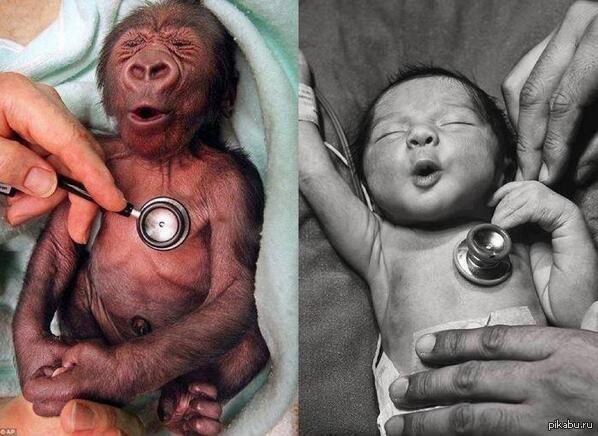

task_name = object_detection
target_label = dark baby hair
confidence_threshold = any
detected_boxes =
[351,65,516,184]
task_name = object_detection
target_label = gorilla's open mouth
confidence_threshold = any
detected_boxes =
[129,105,169,123]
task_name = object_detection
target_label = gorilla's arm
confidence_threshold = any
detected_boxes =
[12,202,83,410]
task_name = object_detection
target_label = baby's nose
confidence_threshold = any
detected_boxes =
[406,125,438,148]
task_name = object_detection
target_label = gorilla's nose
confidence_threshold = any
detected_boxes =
[125,49,180,92]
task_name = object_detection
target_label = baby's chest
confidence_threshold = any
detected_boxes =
[85,207,212,325]
[380,241,542,332]
[95,202,210,269]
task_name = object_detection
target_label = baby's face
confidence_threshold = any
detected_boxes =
[363,76,503,225]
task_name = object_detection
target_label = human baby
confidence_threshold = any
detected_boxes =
[299,63,598,434]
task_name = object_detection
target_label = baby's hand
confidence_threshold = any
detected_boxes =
[22,341,132,417]
[489,181,582,233]
[158,380,222,435]
[15,334,70,387]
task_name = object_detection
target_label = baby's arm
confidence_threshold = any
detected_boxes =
[490,181,598,327]
[299,54,381,280]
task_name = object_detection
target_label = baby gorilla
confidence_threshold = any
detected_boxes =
[12,1,269,434]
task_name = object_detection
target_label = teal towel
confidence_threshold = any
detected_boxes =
[202,3,297,435]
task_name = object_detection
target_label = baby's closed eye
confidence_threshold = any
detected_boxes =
[439,120,476,127]
[375,130,407,143]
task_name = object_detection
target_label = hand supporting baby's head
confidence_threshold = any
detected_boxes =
[352,66,516,226]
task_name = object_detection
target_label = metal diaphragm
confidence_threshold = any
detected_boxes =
[136,197,190,251]
[453,223,512,286]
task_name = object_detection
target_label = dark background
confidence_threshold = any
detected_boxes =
[299,1,577,434]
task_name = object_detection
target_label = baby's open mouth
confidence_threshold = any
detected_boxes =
[128,105,170,124]
[412,159,442,188]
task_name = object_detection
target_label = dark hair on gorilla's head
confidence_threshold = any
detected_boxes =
[351,65,516,184]
[97,0,238,149]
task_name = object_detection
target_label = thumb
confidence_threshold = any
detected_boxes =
[60,400,144,435]
[0,137,57,197]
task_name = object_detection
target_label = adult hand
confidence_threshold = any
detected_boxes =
[0,395,143,435]
[0,72,125,242]
[60,400,144,436]
[502,0,598,185]
[385,325,598,435]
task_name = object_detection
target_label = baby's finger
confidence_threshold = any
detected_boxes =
[188,382,218,400]
[188,398,222,420]
[32,399,68,418]
[491,194,529,229]
[22,369,81,405]
[487,181,526,207]
[183,416,223,435]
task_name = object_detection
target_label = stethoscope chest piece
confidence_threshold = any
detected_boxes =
[137,197,190,251]
[453,223,512,286]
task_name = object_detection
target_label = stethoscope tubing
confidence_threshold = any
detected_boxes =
[0,175,138,217]
[0,176,189,250]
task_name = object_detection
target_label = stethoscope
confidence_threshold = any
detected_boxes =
[0,175,190,251]
[315,87,513,286]
[453,223,512,286]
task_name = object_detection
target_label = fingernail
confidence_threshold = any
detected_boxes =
[51,366,68,378]
[384,416,404,436]
[389,377,409,403]
[71,402,96,430]
[116,189,127,207]
[69,232,87,245]
[76,227,90,245]
[24,167,56,197]
[416,334,436,354]
[190,384,218,399]
[539,162,549,183]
